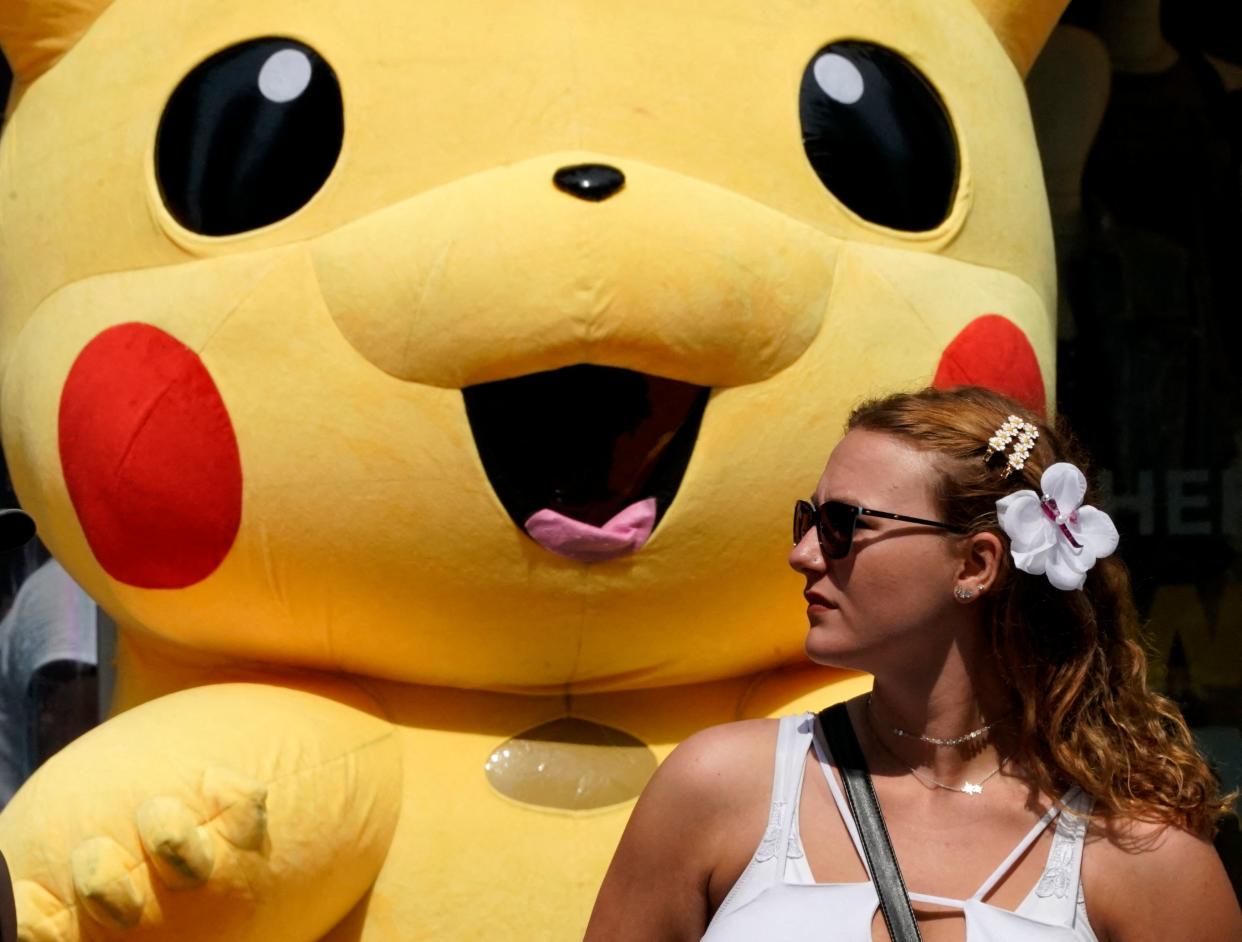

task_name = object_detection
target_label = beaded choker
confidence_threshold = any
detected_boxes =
[866,693,1002,746]
[865,695,1010,795]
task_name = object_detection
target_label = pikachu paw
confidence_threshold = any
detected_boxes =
[12,766,270,939]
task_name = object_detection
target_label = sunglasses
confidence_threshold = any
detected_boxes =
[793,499,966,559]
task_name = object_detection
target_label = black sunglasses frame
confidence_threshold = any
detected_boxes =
[793,498,967,559]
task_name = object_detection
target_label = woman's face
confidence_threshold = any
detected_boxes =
[789,429,965,671]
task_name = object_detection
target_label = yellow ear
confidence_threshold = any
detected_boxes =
[972,0,1069,76]
[0,0,115,85]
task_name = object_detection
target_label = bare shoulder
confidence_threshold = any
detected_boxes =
[1084,816,1242,941]
[584,719,781,942]
[631,718,780,844]
[654,718,779,802]
[1087,816,1228,882]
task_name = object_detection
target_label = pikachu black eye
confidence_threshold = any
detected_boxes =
[157,38,343,235]
[799,42,958,231]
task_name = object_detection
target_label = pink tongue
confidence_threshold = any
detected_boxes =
[525,498,657,562]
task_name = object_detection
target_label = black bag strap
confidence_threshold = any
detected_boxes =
[817,703,923,942]
[0,851,16,942]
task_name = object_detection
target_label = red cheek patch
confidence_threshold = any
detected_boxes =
[58,323,243,589]
[933,314,1046,416]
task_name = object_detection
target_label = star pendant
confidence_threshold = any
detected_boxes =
[962,782,983,795]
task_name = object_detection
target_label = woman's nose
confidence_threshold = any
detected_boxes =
[788,529,825,575]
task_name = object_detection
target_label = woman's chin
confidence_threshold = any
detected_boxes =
[803,621,864,671]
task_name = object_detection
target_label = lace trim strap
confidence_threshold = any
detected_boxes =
[1033,789,1092,921]
[970,798,1065,901]
[755,716,810,862]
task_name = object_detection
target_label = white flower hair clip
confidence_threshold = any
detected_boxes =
[995,463,1119,591]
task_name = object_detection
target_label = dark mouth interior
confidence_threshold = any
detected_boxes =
[463,365,710,531]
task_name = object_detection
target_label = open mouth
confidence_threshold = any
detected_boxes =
[463,365,709,562]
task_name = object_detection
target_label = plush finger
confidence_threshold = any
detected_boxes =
[70,836,144,930]
[13,880,79,942]
[202,767,268,851]
[136,796,215,889]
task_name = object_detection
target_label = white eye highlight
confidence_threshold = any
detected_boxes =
[258,48,313,103]
[813,53,865,105]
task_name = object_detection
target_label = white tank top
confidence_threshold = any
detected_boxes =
[702,714,1098,942]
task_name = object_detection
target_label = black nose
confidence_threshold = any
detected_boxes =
[553,164,626,202]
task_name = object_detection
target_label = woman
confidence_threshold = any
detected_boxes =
[586,386,1240,941]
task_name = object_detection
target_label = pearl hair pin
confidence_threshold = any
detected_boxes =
[984,414,1039,477]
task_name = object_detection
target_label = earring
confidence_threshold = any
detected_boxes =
[977,584,987,594]
[953,585,975,601]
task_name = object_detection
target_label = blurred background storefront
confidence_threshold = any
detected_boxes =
[0,0,1238,893]
[1029,0,1241,890]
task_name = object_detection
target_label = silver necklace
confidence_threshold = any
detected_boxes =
[866,693,1002,747]
[904,756,1009,796]
[864,695,1009,796]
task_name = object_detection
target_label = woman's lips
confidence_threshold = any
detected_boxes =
[804,591,837,610]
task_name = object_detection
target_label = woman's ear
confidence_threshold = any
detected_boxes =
[0,0,115,87]
[952,531,1005,603]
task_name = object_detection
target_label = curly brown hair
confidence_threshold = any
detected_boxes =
[847,385,1234,838]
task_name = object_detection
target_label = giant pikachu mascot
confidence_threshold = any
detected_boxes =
[0,0,1066,938]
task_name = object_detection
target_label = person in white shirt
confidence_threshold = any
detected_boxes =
[0,558,97,808]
